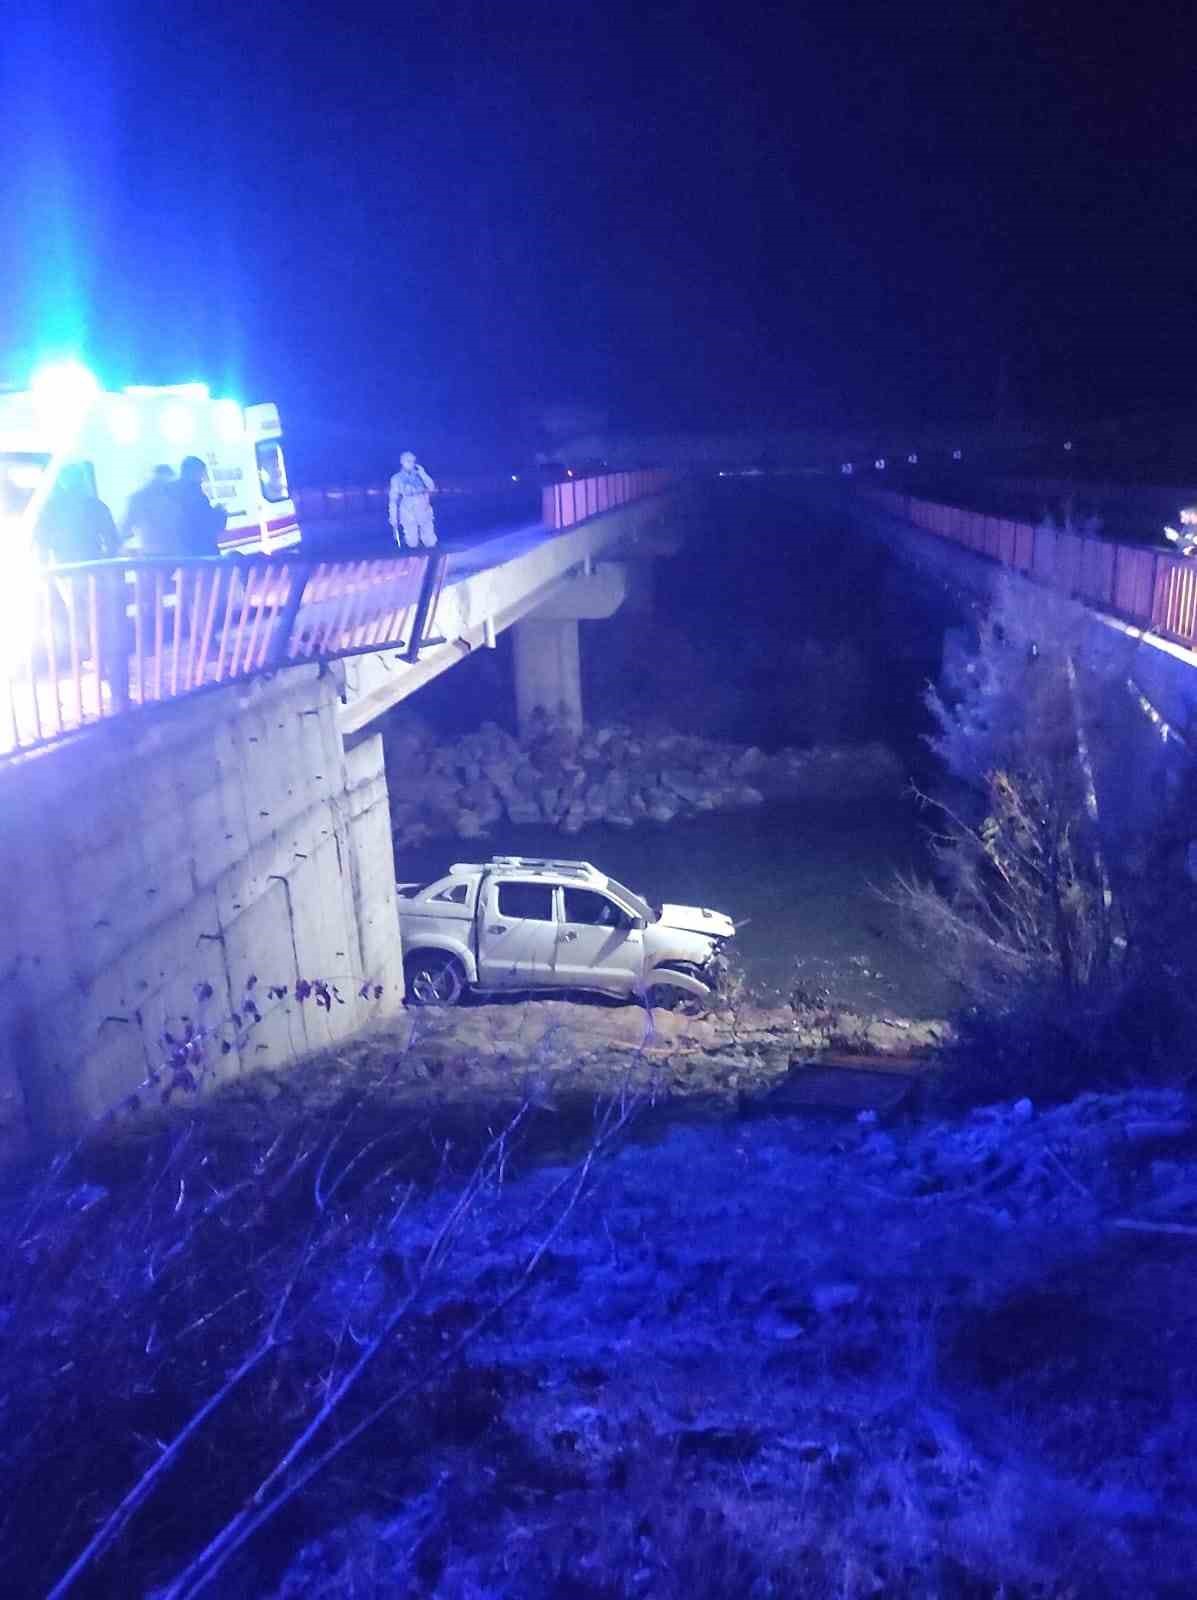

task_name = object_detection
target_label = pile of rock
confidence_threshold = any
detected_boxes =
[385,716,904,846]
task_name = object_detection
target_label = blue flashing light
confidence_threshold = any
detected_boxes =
[30,359,100,416]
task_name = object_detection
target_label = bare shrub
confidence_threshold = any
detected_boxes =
[896,576,1197,1101]
[0,982,642,1600]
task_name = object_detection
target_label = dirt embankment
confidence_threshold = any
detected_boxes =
[264,1081,1197,1600]
[7,992,1196,1599]
[198,997,949,1139]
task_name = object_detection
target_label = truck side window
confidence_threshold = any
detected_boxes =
[432,882,469,904]
[562,888,621,928]
[496,882,554,922]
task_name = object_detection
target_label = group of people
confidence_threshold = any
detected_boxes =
[36,446,440,568]
[34,457,228,567]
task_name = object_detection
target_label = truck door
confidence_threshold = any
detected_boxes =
[556,887,645,994]
[475,878,559,990]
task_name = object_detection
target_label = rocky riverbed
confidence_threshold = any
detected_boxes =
[384,715,904,847]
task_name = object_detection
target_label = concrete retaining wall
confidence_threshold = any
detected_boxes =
[0,664,404,1157]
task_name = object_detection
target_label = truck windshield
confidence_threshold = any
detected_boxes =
[603,875,657,923]
[1,453,50,521]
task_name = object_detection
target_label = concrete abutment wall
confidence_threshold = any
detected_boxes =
[0,664,404,1159]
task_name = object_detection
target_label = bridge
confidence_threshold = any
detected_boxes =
[1,470,671,759]
[862,486,1197,654]
[3,456,1194,1160]
[0,470,678,1154]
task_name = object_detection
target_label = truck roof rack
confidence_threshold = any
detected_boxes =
[445,856,602,880]
[486,855,600,878]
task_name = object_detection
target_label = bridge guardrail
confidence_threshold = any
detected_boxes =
[291,469,671,534]
[866,490,1197,653]
[542,470,671,530]
[2,469,669,761]
[0,552,447,760]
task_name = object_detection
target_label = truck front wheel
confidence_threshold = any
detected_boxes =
[646,982,706,1015]
[404,952,467,1006]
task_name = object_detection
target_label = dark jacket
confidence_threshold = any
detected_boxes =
[35,490,119,564]
[120,479,183,556]
[173,481,228,557]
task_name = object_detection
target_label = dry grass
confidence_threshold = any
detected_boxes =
[0,1044,640,1599]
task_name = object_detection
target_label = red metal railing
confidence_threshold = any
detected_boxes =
[542,470,671,530]
[1,553,445,760]
[867,490,1197,653]
[291,469,671,534]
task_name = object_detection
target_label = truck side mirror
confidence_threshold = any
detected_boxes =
[630,915,647,931]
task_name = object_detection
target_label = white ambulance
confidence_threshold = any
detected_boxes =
[0,363,300,558]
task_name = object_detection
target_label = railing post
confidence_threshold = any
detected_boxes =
[101,570,131,715]
[266,561,312,669]
[403,552,449,663]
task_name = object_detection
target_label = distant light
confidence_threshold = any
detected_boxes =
[161,403,194,445]
[1063,440,1073,451]
[214,398,243,442]
[952,448,963,460]
[907,452,918,464]
[30,360,99,424]
[511,473,519,482]
[108,398,140,445]
[840,462,854,475]
[565,468,574,477]
[874,458,886,470]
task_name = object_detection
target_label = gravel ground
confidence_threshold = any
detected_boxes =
[7,1006,1194,1599]
[262,1078,1197,1600]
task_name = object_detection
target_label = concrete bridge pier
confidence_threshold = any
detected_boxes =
[513,560,628,736]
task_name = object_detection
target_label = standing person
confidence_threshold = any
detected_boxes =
[119,464,179,555]
[388,451,438,548]
[34,462,120,564]
[173,456,228,557]
[33,463,128,707]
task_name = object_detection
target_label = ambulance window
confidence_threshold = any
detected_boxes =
[256,440,289,503]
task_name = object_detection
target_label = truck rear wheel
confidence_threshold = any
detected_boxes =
[404,952,467,1007]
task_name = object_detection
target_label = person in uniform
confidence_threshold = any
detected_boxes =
[388,451,438,548]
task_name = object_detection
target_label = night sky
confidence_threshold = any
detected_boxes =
[2,1,1194,472]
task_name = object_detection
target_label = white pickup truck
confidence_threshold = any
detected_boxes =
[397,855,736,1009]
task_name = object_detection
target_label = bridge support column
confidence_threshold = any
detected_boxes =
[512,561,629,737]
[513,617,583,736]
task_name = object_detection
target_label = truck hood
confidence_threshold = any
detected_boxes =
[656,903,736,942]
